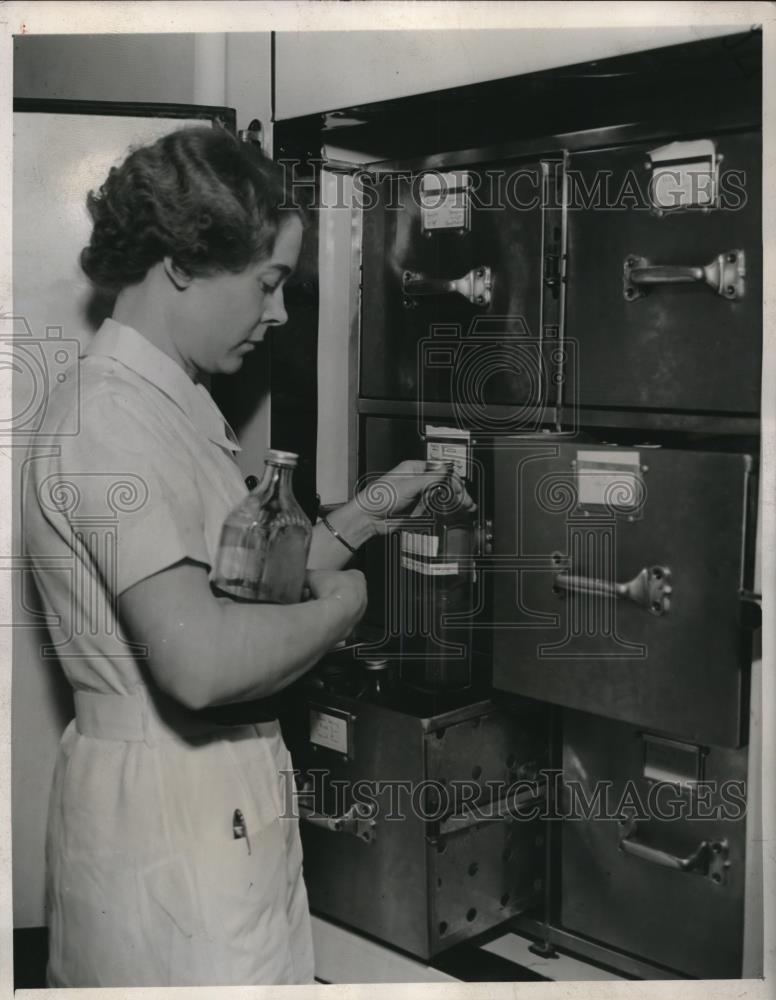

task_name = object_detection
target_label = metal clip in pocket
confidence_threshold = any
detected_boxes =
[232,808,252,855]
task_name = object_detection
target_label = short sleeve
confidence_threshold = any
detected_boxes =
[40,387,210,595]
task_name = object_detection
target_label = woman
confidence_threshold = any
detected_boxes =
[23,127,470,987]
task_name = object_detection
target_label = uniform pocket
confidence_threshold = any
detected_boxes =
[145,732,299,983]
[198,736,288,944]
[138,854,205,984]
[193,817,297,983]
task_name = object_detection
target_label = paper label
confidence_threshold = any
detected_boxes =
[426,440,469,477]
[401,554,460,576]
[309,709,349,754]
[425,424,471,477]
[648,139,717,210]
[401,530,440,558]
[576,450,641,509]
[420,172,471,231]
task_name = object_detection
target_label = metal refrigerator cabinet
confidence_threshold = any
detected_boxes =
[294,690,547,960]
[360,158,565,413]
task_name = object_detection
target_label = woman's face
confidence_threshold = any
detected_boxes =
[180,214,303,376]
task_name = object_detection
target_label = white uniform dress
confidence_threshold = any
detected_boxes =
[23,318,315,987]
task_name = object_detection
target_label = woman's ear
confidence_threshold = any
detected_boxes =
[162,257,193,290]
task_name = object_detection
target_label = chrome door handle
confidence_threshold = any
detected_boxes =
[552,565,671,616]
[623,249,745,300]
[298,800,377,843]
[402,266,492,307]
[618,820,730,884]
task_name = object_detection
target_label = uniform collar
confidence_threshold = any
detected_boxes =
[83,318,241,453]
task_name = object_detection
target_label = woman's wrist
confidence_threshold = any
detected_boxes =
[321,499,378,551]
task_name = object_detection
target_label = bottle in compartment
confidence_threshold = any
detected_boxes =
[398,460,477,691]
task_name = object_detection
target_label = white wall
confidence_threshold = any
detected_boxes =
[14,33,199,103]
[274,26,745,120]
[226,32,273,151]
[14,32,273,138]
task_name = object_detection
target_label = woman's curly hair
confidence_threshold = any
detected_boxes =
[80,126,298,292]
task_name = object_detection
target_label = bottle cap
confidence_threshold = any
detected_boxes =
[363,658,390,671]
[266,449,299,468]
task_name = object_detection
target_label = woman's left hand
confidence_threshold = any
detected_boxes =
[354,459,476,536]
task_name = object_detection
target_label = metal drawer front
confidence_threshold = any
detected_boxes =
[560,710,747,978]
[297,697,430,957]
[564,131,761,414]
[491,442,754,746]
[295,695,545,959]
[361,162,558,406]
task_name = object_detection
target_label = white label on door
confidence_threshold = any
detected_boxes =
[576,450,642,509]
[420,171,471,231]
[401,530,440,558]
[400,555,460,576]
[309,709,349,754]
[425,424,471,477]
[648,139,718,210]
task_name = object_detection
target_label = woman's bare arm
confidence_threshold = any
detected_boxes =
[307,497,376,569]
[118,561,367,710]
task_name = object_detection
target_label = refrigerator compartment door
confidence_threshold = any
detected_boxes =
[560,710,747,978]
[491,441,754,747]
[564,131,761,414]
[361,161,560,406]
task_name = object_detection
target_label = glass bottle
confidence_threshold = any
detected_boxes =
[399,460,476,691]
[212,449,312,603]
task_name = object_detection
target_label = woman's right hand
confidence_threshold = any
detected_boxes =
[306,568,368,630]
